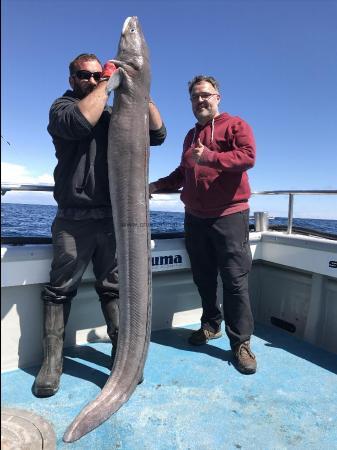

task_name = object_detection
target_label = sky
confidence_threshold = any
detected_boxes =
[1,0,337,219]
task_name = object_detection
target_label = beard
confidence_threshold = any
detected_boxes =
[72,82,96,99]
[194,105,211,122]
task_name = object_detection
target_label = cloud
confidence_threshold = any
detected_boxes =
[1,162,56,205]
[150,193,184,212]
[1,162,54,184]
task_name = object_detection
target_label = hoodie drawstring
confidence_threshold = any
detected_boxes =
[211,118,214,144]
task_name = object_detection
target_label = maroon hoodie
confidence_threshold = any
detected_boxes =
[154,112,256,218]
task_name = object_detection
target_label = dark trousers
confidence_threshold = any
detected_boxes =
[42,217,118,304]
[184,210,254,348]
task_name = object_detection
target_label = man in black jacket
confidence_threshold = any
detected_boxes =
[33,53,166,397]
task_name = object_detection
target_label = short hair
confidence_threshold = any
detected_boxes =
[69,53,102,75]
[188,75,220,94]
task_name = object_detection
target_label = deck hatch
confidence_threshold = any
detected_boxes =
[1,407,56,449]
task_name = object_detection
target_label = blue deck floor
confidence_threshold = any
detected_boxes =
[2,323,337,450]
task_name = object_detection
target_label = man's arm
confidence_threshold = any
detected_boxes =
[148,99,167,146]
[149,100,163,130]
[195,119,256,172]
[150,166,185,195]
[77,62,117,126]
[77,81,110,126]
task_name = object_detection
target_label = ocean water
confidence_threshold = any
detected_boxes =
[1,203,337,238]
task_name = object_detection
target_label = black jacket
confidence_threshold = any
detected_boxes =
[48,90,166,216]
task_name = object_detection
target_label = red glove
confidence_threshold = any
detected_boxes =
[101,61,117,79]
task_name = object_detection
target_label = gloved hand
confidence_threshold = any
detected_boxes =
[101,61,118,79]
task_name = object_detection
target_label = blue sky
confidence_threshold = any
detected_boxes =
[2,0,337,218]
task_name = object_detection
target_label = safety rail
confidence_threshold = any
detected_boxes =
[1,184,337,235]
[253,190,337,234]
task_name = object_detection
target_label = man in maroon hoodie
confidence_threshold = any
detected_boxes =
[150,75,257,374]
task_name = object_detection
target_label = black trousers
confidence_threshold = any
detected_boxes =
[184,210,254,348]
[42,217,119,304]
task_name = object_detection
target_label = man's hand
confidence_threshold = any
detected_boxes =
[191,138,204,163]
[101,61,118,79]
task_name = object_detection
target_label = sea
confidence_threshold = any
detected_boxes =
[1,203,337,238]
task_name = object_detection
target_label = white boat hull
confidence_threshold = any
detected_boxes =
[1,231,337,372]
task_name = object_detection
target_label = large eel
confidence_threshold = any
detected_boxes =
[63,16,152,442]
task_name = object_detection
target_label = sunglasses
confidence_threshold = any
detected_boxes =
[73,70,102,82]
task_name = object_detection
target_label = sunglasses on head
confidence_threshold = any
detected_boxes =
[73,70,102,82]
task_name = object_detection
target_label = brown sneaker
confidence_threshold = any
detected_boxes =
[233,341,257,374]
[188,328,222,346]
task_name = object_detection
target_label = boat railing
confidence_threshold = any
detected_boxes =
[1,184,337,235]
[251,190,337,234]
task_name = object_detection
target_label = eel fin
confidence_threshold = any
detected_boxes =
[107,68,122,94]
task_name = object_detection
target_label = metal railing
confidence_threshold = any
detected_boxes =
[251,190,337,233]
[1,184,54,194]
[1,184,337,235]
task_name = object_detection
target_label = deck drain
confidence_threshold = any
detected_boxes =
[1,407,56,450]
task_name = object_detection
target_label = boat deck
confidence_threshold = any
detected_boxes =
[2,323,337,450]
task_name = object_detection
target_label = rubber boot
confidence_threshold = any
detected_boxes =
[100,298,119,368]
[100,298,144,384]
[33,302,71,397]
